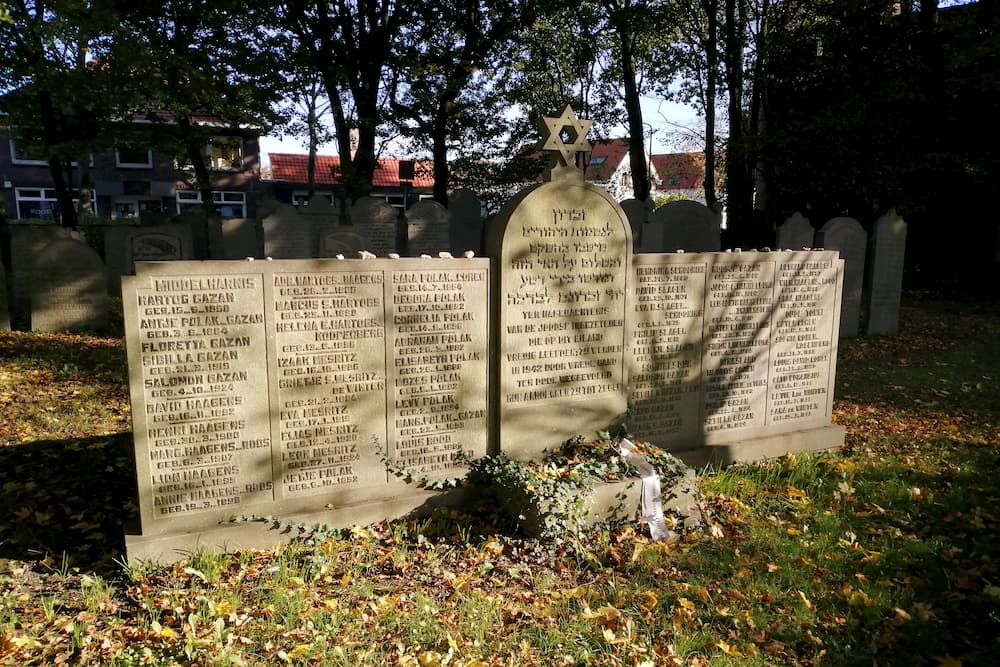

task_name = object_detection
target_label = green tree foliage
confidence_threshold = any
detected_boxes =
[110,1,284,215]
[388,0,538,204]
[0,1,122,228]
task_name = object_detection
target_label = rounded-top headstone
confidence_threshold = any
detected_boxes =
[30,236,108,332]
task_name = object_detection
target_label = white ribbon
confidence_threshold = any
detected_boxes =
[619,438,678,542]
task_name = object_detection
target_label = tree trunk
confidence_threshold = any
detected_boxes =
[702,0,719,208]
[616,22,650,201]
[307,95,318,199]
[723,0,750,236]
[180,118,215,217]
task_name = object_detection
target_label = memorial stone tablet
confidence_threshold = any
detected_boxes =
[263,203,314,258]
[448,189,484,255]
[123,256,490,553]
[816,217,867,337]
[31,237,108,333]
[406,200,450,257]
[776,212,815,250]
[125,271,273,534]
[208,218,262,259]
[489,172,631,459]
[627,251,844,454]
[628,254,707,446]
[351,197,398,256]
[387,261,489,478]
[864,210,907,335]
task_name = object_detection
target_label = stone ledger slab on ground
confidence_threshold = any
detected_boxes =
[122,257,489,560]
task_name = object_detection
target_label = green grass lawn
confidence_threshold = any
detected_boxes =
[1,296,998,666]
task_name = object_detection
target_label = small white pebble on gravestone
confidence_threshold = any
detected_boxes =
[358,250,376,260]
[676,249,685,254]
[420,254,432,259]
[388,253,400,259]
[463,250,475,258]
[438,251,453,259]
[245,257,254,261]
[335,254,344,260]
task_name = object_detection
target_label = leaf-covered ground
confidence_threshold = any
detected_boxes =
[1,296,998,666]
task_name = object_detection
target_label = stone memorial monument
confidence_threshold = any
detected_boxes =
[448,189,484,255]
[816,217,867,337]
[619,198,650,251]
[104,224,194,293]
[262,203,314,258]
[8,224,73,319]
[863,209,907,335]
[30,236,109,333]
[122,256,489,560]
[407,199,450,256]
[350,197,398,256]
[641,200,721,253]
[628,251,846,464]
[776,212,815,250]
[487,106,632,460]
[208,218,263,260]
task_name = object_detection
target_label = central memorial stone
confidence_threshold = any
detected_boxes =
[487,107,631,459]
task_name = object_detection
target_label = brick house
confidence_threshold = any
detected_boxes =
[0,112,265,222]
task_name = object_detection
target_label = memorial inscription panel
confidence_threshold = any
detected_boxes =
[627,251,843,450]
[124,257,490,537]
[126,273,273,533]
[489,180,631,459]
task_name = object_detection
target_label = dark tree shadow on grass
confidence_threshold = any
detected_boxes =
[0,433,138,575]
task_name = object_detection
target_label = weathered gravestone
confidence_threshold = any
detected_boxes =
[487,106,631,460]
[0,257,10,331]
[104,224,194,293]
[864,209,907,335]
[8,224,74,321]
[318,229,367,257]
[207,218,263,259]
[640,200,721,253]
[628,250,846,465]
[816,217,867,337]
[174,211,211,260]
[351,197,398,256]
[407,199,450,256]
[122,256,489,560]
[448,189,484,255]
[776,212,815,250]
[262,203,314,258]
[619,198,650,251]
[297,195,340,226]
[30,236,109,332]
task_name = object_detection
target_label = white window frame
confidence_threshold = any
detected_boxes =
[207,136,244,171]
[176,190,246,217]
[291,190,335,207]
[10,139,49,166]
[13,187,82,220]
[115,146,153,169]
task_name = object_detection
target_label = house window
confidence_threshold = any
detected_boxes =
[588,156,608,166]
[10,140,49,166]
[292,191,335,207]
[176,190,246,217]
[14,187,81,220]
[208,137,243,170]
[116,145,153,168]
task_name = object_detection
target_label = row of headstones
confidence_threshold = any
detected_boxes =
[622,200,908,337]
[0,190,487,332]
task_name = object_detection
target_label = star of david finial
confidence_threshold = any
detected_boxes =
[537,105,593,168]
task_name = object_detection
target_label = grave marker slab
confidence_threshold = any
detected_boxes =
[776,212,815,250]
[487,110,631,459]
[351,197,398,256]
[208,218,263,259]
[407,199,450,256]
[619,198,649,251]
[8,224,73,319]
[262,203,314,258]
[123,256,489,560]
[864,209,907,335]
[30,236,108,332]
[641,200,721,253]
[448,189,484,255]
[104,224,194,293]
[628,251,845,462]
[816,217,867,337]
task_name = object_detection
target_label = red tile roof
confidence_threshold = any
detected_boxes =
[584,139,632,181]
[651,152,705,190]
[268,153,434,189]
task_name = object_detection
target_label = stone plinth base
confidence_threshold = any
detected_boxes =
[125,487,467,564]
[672,424,846,469]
